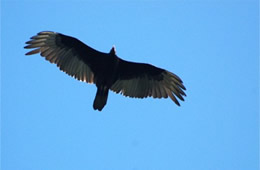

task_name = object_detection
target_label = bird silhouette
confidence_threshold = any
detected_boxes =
[25,31,186,111]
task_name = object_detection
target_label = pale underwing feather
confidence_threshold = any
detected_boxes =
[25,32,94,84]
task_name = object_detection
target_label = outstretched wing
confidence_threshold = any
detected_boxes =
[24,31,107,83]
[110,59,186,106]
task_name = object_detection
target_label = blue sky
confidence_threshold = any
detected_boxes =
[1,0,259,170]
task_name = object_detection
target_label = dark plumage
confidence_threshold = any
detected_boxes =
[24,31,186,111]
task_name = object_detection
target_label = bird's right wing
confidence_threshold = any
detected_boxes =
[110,59,186,106]
[24,31,106,83]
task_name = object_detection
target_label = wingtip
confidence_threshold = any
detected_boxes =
[24,48,41,55]
[175,100,181,106]
[182,85,186,91]
[24,45,30,49]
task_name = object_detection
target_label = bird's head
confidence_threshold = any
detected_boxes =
[109,45,116,55]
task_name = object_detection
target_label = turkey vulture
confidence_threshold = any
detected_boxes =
[24,31,186,111]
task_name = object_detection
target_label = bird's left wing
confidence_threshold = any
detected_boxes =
[110,59,186,106]
[25,31,106,83]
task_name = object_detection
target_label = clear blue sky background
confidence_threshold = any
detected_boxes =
[1,0,259,170]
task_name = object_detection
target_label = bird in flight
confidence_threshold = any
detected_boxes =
[25,31,186,111]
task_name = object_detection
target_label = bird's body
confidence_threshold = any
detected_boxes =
[25,31,186,111]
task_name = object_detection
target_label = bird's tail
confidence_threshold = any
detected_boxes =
[93,86,109,111]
